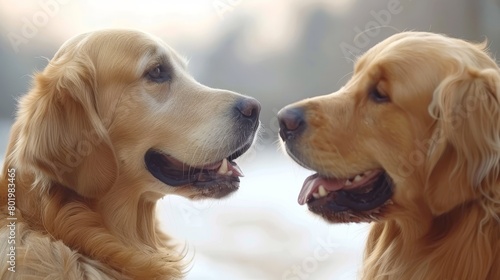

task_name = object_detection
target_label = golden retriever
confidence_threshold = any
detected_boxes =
[278,32,500,279]
[0,29,260,279]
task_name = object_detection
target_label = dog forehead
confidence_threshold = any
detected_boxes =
[353,36,457,87]
[86,30,186,77]
[136,32,187,64]
[355,32,451,71]
[60,29,186,65]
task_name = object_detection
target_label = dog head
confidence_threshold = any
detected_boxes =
[278,32,500,223]
[12,29,260,200]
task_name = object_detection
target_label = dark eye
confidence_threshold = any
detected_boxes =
[146,64,171,83]
[369,87,389,103]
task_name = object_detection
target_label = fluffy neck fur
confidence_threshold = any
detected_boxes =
[1,158,184,279]
[362,201,500,280]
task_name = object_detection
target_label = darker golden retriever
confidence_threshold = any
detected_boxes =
[279,32,500,279]
[0,29,260,279]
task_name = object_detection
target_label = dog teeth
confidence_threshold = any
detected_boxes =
[312,185,329,199]
[318,185,327,197]
[344,171,372,186]
[353,174,363,182]
[216,158,229,175]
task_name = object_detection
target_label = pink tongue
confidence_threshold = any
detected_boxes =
[298,175,344,205]
[227,162,244,177]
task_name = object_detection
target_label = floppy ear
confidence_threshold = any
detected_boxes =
[426,67,500,214]
[14,52,118,198]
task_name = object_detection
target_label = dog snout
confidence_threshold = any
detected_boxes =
[278,107,305,141]
[235,97,261,123]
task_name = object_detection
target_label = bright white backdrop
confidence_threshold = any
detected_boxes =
[159,147,369,280]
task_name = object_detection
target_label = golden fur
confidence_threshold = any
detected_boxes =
[280,32,500,279]
[0,29,259,279]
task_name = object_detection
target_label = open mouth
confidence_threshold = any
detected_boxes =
[145,143,252,198]
[299,169,394,223]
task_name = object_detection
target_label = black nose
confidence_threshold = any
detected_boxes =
[235,97,261,121]
[278,107,305,141]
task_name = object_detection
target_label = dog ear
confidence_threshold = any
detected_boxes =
[426,67,500,214]
[14,50,118,198]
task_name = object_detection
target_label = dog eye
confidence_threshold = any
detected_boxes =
[146,64,171,83]
[369,87,390,103]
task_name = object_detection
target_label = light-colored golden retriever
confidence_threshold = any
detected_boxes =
[0,29,260,279]
[278,32,500,279]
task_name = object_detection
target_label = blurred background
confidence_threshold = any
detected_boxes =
[1,0,499,279]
